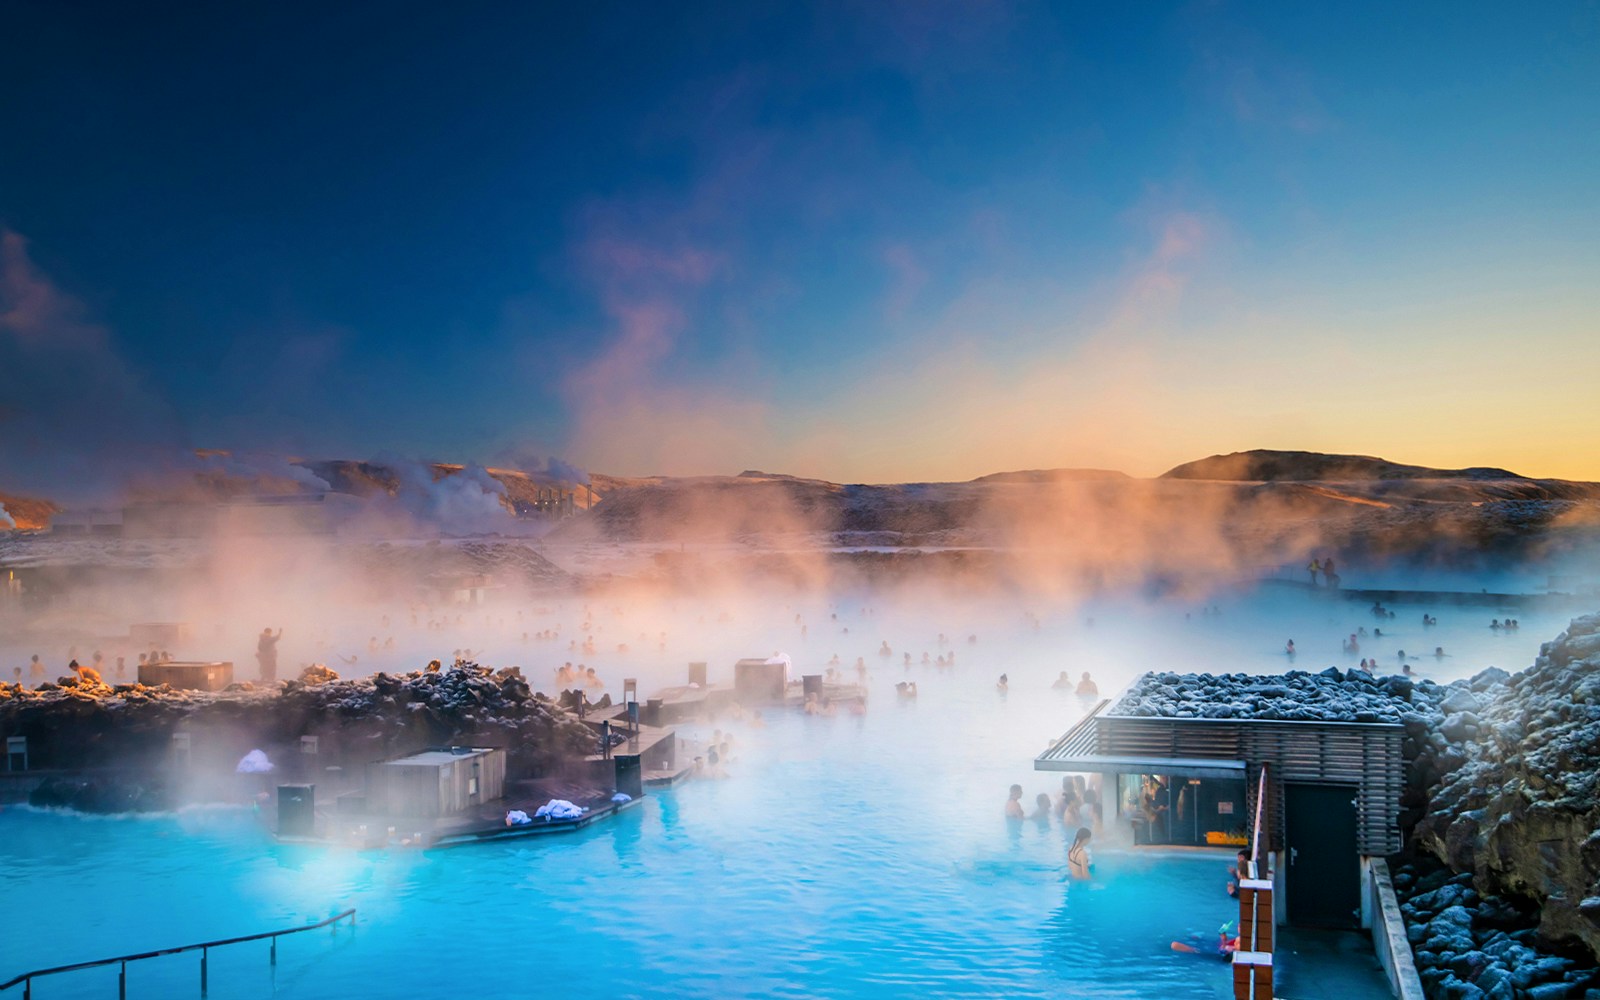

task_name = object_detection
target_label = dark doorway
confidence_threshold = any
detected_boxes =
[1284,783,1360,928]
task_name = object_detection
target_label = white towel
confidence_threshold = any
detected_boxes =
[611,792,632,804]
[505,810,531,826]
[236,749,274,774]
[535,799,586,820]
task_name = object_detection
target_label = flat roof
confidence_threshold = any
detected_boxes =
[382,747,496,767]
[1035,700,1248,779]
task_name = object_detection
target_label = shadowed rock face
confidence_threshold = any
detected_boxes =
[1413,612,1600,961]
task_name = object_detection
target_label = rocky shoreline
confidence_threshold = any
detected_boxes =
[0,661,594,810]
[1115,613,1600,997]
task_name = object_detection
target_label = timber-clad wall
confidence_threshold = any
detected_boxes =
[1096,715,1404,856]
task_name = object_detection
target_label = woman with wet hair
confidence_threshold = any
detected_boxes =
[1067,827,1094,880]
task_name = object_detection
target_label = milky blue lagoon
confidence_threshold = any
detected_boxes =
[3,585,1560,998]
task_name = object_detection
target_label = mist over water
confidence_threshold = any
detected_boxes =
[0,562,1567,998]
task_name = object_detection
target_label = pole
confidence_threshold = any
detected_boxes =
[200,946,208,996]
[119,961,127,1000]
[271,935,277,965]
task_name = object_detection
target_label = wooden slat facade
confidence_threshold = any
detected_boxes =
[1092,714,1403,856]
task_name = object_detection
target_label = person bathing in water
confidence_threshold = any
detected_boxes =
[1005,784,1025,819]
[1067,826,1094,880]
[1172,922,1241,958]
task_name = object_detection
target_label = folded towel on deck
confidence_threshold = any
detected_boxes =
[535,799,586,820]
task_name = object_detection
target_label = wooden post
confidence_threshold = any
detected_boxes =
[1233,762,1274,999]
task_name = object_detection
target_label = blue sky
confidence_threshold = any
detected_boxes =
[2,1,1596,489]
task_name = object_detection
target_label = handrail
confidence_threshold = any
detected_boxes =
[1,908,355,996]
[1250,763,1268,875]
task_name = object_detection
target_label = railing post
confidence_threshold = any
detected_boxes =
[271,934,277,965]
[200,946,208,996]
[120,960,127,1000]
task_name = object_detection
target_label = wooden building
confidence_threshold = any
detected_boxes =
[1036,699,1403,930]
[137,660,234,691]
[733,657,787,703]
[365,747,506,818]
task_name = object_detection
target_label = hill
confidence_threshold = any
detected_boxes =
[969,468,1130,484]
[1161,450,1523,482]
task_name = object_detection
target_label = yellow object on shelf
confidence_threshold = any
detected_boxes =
[1207,831,1249,846]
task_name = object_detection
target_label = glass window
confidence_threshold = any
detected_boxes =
[1120,773,1246,847]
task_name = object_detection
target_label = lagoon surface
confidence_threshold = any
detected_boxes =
[2,585,1560,999]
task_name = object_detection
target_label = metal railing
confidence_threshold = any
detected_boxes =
[1,908,355,999]
[1250,762,1267,874]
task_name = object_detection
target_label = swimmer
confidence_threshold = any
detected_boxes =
[1075,672,1099,698]
[1067,826,1094,880]
[1005,784,1025,820]
[1030,793,1053,823]
[895,681,917,700]
[997,673,1009,695]
[1434,646,1447,658]
[1171,921,1240,958]
[1285,639,1296,656]
[1226,849,1251,896]
[1058,784,1081,825]
[1052,671,1072,690]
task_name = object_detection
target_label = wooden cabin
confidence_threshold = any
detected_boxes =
[365,747,506,818]
[1037,699,1402,931]
[138,660,234,691]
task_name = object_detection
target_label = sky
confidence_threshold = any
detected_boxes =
[1,1,1597,493]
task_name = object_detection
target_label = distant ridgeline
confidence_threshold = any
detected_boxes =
[5,449,1599,579]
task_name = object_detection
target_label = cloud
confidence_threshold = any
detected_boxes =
[1184,13,1333,135]
[881,243,928,323]
[0,229,188,500]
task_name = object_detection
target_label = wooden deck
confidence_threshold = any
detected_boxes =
[275,776,649,850]
[428,795,644,848]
